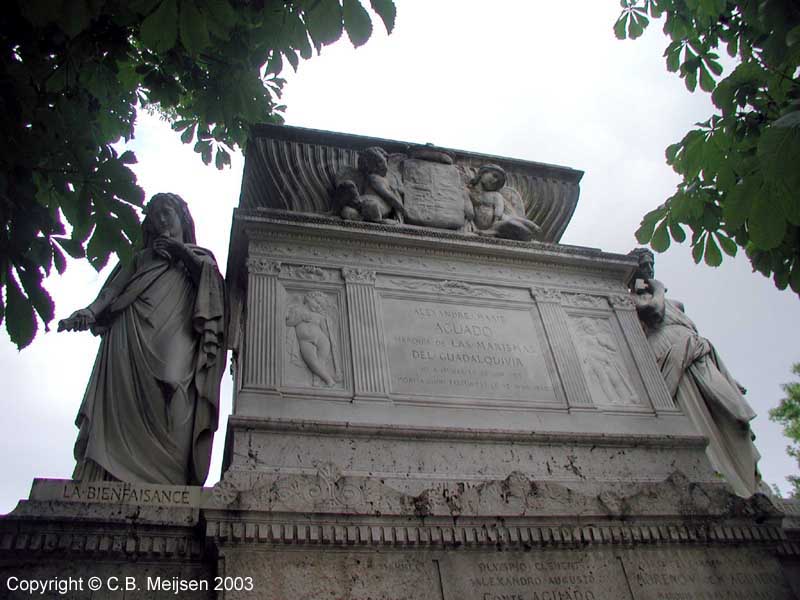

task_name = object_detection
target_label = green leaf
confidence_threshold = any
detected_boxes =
[180,122,196,144]
[179,1,210,54]
[18,268,54,327]
[715,232,738,257]
[749,193,786,250]
[52,243,67,275]
[304,0,344,51]
[54,237,86,259]
[651,219,671,251]
[140,0,178,52]
[119,150,137,165]
[614,14,628,39]
[698,64,715,92]
[60,0,92,38]
[635,207,666,243]
[704,235,722,266]
[343,0,373,47]
[723,179,755,229]
[4,269,37,350]
[370,0,396,34]
[691,236,706,263]
[669,221,686,242]
[790,261,800,294]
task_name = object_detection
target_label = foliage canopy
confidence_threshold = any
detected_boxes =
[769,363,800,497]
[616,0,800,296]
[0,0,395,349]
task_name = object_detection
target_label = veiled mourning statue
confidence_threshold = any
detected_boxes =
[58,193,226,486]
[628,248,760,496]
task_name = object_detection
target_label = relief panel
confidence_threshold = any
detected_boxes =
[282,286,348,391]
[567,314,642,409]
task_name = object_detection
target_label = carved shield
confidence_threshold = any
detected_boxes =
[401,159,467,229]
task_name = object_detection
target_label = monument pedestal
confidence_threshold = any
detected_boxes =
[2,126,798,598]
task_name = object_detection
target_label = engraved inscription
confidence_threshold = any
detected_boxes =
[439,552,631,600]
[383,297,555,402]
[227,550,441,600]
[623,548,796,600]
[57,482,198,506]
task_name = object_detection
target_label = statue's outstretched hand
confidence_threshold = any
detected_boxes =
[58,308,95,332]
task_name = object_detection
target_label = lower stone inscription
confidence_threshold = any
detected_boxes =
[623,547,796,600]
[222,549,441,600]
[28,479,201,507]
[439,551,631,600]
[382,297,556,403]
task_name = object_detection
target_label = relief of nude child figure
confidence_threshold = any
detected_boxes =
[285,291,340,386]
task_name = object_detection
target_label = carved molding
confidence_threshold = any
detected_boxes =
[204,517,795,552]
[608,293,636,310]
[208,467,780,522]
[561,293,608,310]
[249,231,625,292]
[342,268,377,284]
[386,278,510,299]
[530,287,563,304]
[247,257,282,275]
[279,264,331,281]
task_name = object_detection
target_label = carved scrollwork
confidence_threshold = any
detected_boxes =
[342,268,377,284]
[386,278,510,299]
[561,293,608,310]
[247,257,281,275]
[608,293,635,310]
[280,264,330,281]
[530,287,563,304]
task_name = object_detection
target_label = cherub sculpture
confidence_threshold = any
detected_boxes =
[333,146,406,223]
[467,164,541,242]
[286,291,340,386]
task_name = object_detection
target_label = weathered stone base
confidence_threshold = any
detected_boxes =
[1,479,798,599]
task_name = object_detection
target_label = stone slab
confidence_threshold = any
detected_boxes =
[622,546,797,600]
[382,296,556,403]
[215,545,799,600]
[221,548,442,600]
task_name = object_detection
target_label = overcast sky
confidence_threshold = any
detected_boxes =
[1,2,798,512]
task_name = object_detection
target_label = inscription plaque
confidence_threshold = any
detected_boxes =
[623,547,797,600]
[382,296,556,403]
[439,551,631,600]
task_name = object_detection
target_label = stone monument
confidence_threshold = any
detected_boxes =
[1,125,798,599]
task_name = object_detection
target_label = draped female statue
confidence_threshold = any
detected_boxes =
[58,193,226,485]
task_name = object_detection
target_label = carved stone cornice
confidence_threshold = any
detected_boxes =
[246,257,281,276]
[342,268,377,285]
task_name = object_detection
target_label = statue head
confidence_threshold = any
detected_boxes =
[471,164,506,192]
[628,247,655,280]
[358,147,389,177]
[142,193,196,247]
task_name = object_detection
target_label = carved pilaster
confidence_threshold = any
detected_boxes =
[610,293,677,412]
[531,288,593,408]
[343,268,387,398]
[242,258,282,392]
